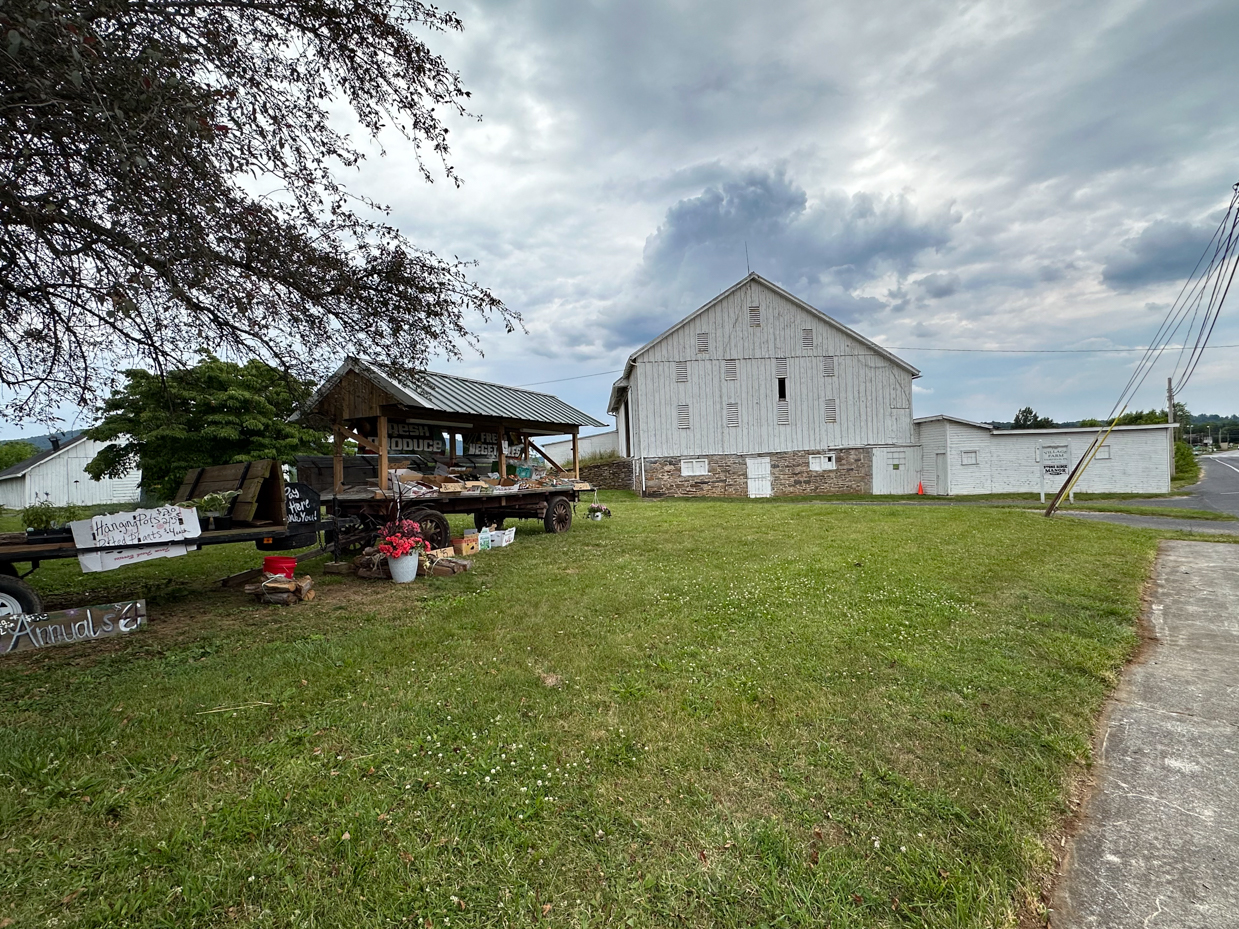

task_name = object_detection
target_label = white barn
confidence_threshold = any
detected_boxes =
[914,417,1174,496]
[607,273,920,496]
[0,434,142,511]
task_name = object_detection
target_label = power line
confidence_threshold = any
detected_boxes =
[516,342,1239,387]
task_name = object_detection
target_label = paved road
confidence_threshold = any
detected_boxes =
[1051,541,1239,928]
[1058,511,1239,536]
[1124,450,1239,518]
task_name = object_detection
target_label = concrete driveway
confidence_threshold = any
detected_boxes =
[1051,541,1239,928]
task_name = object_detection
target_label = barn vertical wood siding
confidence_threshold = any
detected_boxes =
[630,277,915,461]
[0,438,142,509]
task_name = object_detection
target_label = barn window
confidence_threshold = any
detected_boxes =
[676,404,690,429]
[680,458,709,476]
[960,450,979,466]
[824,399,838,423]
[775,357,788,378]
[675,361,688,382]
[724,359,738,380]
[726,403,740,428]
[777,399,790,425]
[748,304,761,327]
[777,378,787,401]
[822,356,836,377]
[802,329,814,349]
[696,332,709,354]
[808,454,836,471]
[1096,444,1112,460]
[887,450,906,471]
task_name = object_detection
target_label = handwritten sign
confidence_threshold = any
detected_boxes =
[0,601,146,656]
[284,482,320,527]
[70,505,201,573]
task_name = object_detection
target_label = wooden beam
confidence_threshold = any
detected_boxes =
[377,414,388,491]
[333,426,344,493]
[338,425,381,455]
[497,422,507,480]
[572,430,580,479]
[528,440,567,474]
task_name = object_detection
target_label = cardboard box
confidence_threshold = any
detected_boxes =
[439,482,465,494]
[452,537,479,556]
[462,481,488,492]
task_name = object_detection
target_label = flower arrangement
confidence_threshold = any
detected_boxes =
[376,519,428,560]
[587,503,611,518]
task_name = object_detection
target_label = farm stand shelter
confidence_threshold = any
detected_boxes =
[303,358,605,490]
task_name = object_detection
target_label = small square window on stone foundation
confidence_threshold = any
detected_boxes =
[809,454,836,471]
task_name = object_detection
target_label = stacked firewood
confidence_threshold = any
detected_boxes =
[244,574,315,605]
[352,547,391,580]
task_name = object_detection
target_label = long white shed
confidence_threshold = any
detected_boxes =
[0,434,142,510]
[913,417,1174,496]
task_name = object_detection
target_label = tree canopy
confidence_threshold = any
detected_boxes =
[1013,407,1055,429]
[84,355,329,499]
[0,440,38,470]
[1,0,515,423]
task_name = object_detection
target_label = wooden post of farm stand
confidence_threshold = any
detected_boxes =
[572,429,580,479]
[333,426,344,492]
[497,422,507,480]
[377,414,388,492]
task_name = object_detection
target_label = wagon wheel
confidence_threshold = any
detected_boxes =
[333,529,372,558]
[474,512,504,532]
[406,508,452,550]
[543,496,573,534]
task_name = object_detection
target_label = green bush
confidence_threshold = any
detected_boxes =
[19,500,87,530]
[1174,440,1199,484]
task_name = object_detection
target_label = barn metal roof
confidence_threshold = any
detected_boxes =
[0,433,90,481]
[310,358,605,429]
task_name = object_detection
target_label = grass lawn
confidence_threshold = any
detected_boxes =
[0,495,1167,927]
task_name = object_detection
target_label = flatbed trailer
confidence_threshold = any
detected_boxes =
[0,518,351,617]
[325,483,588,553]
[0,483,591,618]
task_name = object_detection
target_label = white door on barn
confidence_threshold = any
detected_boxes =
[746,457,772,498]
[935,453,948,495]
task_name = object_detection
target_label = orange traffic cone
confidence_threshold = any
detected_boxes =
[916,481,924,495]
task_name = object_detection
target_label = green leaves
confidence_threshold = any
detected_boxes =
[84,355,330,500]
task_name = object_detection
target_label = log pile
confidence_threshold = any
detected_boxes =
[352,547,391,580]
[244,574,315,605]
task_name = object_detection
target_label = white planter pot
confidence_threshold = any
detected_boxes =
[388,553,419,584]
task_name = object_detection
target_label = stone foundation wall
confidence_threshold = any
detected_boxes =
[579,458,637,491]
[639,448,871,497]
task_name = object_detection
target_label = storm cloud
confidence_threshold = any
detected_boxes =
[11,0,1237,442]
[1102,220,1219,292]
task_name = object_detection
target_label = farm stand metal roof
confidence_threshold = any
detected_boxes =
[305,358,604,434]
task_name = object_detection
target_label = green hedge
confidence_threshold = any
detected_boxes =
[1174,440,1199,484]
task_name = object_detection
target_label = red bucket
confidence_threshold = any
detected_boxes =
[263,556,296,579]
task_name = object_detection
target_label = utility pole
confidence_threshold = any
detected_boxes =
[1168,377,1177,476]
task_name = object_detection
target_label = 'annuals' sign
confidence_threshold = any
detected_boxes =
[0,601,147,656]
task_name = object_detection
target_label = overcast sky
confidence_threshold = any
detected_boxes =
[5,0,1238,441]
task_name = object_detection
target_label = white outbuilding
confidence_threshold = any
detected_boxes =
[913,416,1174,496]
[0,434,142,511]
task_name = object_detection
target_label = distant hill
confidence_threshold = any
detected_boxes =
[1,429,84,451]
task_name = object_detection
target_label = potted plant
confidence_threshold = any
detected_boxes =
[587,503,611,521]
[376,519,428,584]
[178,491,240,530]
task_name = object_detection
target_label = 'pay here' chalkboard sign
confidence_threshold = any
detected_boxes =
[284,483,320,527]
